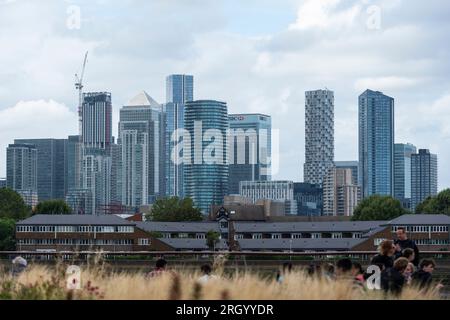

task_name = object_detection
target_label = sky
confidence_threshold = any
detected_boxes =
[0,0,449,190]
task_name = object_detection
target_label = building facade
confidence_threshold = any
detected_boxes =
[293,183,323,216]
[6,143,38,206]
[359,90,394,198]
[166,74,194,105]
[0,178,6,188]
[323,167,360,217]
[184,100,229,214]
[411,149,438,211]
[304,90,334,186]
[228,114,272,195]
[239,180,297,215]
[15,138,68,201]
[334,161,359,186]
[394,143,417,209]
[82,92,112,152]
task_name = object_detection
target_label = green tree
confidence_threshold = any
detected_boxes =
[415,189,450,215]
[34,200,72,215]
[149,197,203,222]
[0,218,16,251]
[352,195,408,221]
[0,188,31,221]
[206,230,220,251]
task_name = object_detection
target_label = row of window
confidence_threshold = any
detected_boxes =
[16,225,134,233]
[374,238,449,246]
[391,226,449,233]
[17,239,134,245]
[161,233,209,239]
[234,232,363,240]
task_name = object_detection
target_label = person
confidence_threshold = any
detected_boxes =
[324,263,335,280]
[147,258,171,278]
[411,259,443,291]
[276,262,293,283]
[12,256,27,277]
[370,240,395,270]
[380,257,409,295]
[404,262,415,285]
[351,262,365,284]
[394,227,419,266]
[336,258,353,278]
[402,248,415,264]
[197,263,218,284]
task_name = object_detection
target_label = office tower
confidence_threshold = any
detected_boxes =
[81,152,111,215]
[6,143,38,206]
[164,102,185,197]
[239,180,297,215]
[0,178,6,188]
[293,183,323,216]
[184,100,229,214]
[66,135,82,191]
[110,142,122,205]
[304,89,334,186]
[82,92,113,151]
[359,90,394,198]
[80,92,113,214]
[335,161,359,186]
[323,167,360,216]
[411,149,438,211]
[394,143,417,209]
[166,74,194,104]
[118,91,165,206]
[228,114,272,195]
[15,138,68,201]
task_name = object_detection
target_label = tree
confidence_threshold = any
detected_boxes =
[0,188,31,221]
[149,197,203,222]
[352,195,408,221]
[415,189,450,215]
[206,230,220,251]
[34,200,72,215]
[0,218,16,251]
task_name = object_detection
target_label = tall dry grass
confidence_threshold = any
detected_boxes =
[0,263,443,300]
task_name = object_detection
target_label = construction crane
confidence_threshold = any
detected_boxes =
[75,51,88,137]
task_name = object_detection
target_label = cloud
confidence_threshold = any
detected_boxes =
[354,76,424,92]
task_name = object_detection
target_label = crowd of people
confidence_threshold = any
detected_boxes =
[275,226,444,295]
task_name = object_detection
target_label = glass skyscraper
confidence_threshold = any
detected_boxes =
[394,143,417,209]
[6,143,38,206]
[304,90,334,186]
[184,100,229,214]
[228,114,271,194]
[166,74,194,104]
[164,74,193,197]
[411,149,438,211]
[15,138,68,201]
[358,90,394,198]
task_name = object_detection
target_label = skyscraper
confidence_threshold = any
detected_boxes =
[394,143,417,209]
[323,167,360,216]
[164,102,185,197]
[359,90,394,198]
[228,114,272,194]
[304,89,334,186]
[0,178,6,189]
[184,100,229,214]
[118,91,165,206]
[79,92,113,214]
[293,183,323,216]
[66,135,82,192]
[82,92,112,151]
[166,74,194,104]
[411,149,438,211]
[15,138,68,201]
[6,143,38,206]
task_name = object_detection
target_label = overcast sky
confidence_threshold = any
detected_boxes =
[0,0,449,190]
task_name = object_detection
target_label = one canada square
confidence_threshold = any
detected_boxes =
[303,90,334,186]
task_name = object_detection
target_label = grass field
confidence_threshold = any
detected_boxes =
[0,261,444,300]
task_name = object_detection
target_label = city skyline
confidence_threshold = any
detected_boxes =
[0,1,449,190]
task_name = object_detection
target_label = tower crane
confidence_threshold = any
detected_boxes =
[75,51,88,137]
